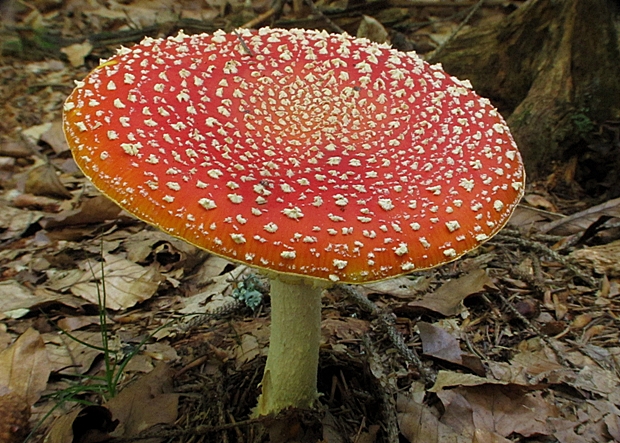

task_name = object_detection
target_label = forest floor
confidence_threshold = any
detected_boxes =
[1,1,620,442]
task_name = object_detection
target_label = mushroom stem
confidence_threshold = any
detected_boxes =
[255,277,323,416]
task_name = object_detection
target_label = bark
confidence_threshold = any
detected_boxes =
[429,0,620,181]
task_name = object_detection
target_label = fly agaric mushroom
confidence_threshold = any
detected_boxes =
[63,27,525,416]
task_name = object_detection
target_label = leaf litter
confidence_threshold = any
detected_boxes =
[1,1,620,442]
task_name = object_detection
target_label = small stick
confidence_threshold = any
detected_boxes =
[492,232,599,287]
[303,0,346,34]
[427,0,485,62]
[337,285,437,386]
[233,29,255,56]
[240,7,278,29]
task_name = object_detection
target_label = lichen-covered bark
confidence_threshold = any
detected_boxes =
[430,0,620,180]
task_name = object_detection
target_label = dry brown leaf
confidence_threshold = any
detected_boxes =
[122,230,202,267]
[44,405,117,443]
[538,196,620,235]
[569,239,620,277]
[0,390,31,443]
[0,328,50,404]
[233,334,260,369]
[40,120,70,154]
[180,263,245,315]
[503,347,565,383]
[322,317,369,343]
[361,275,431,298]
[40,195,123,229]
[43,330,104,375]
[232,318,270,344]
[524,194,558,212]
[85,0,204,27]
[68,253,165,310]
[571,364,617,396]
[571,313,593,330]
[25,163,72,199]
[438,385,557,439]
[56,315,102,332]
[357,15,389,43]
[507,205,561,230]
[397,394,467,443]
[430,371,508,392]
[408,269,497,316]
[0,140,33,158]
[0,281,81,318]
[12,193,61,212]
[418,322,463,365]
[0,203,44,241]
[106,363,178,438]
[60,41,93,67]
[575,400,620,443]
[322,411,345,443]
[0,281,39,318]
[186,254,238,288]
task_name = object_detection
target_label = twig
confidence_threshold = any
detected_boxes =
[484,291,578,371]
[176,299,245,335]
[492,232,599,287]
[233,29,255,56]
[240,0,282,29]
[336,285,437,386]
[426,0,485,62]
[302,0,346,34]
[362,336,400,443]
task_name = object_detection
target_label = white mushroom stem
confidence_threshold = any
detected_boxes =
[255,277,324,416]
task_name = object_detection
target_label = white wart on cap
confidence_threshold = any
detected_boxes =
[63,27,525,283]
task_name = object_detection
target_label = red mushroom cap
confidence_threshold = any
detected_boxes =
[63,28,525,283]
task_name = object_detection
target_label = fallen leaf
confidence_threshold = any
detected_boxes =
[549,418,589,443]
[25,163,72,199]
[40,120,70,154]
[0,328,50,404]
[408,269,497,316]
[40,195,123,229]
[357,15,389,43]
[0,391,31,443]
[361,275,431,298]
[0,203,44,241]
[21,122,52,145]
[68,253,165,310]
[105,363,178,438]
[507,204,561,230]
[569,240,620,277]
[60,41,93,67]
[430,371,509,392]
[322,317,369,343]
[45,405,118,443]
[57,315,101,332]
[12,193,61,212]
[233,333,260,368]
[180,263,245,315]
[397,394,468,443]
[438,385,557,439]
[418,322,463,365]
[524,194,558,212]
[43,330,104,375]
[604,412,620,441]
[538,196,620,235]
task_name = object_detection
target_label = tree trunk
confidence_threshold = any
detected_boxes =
[429,0,620,182]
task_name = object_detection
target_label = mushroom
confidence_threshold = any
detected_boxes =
[63,28,525,416]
